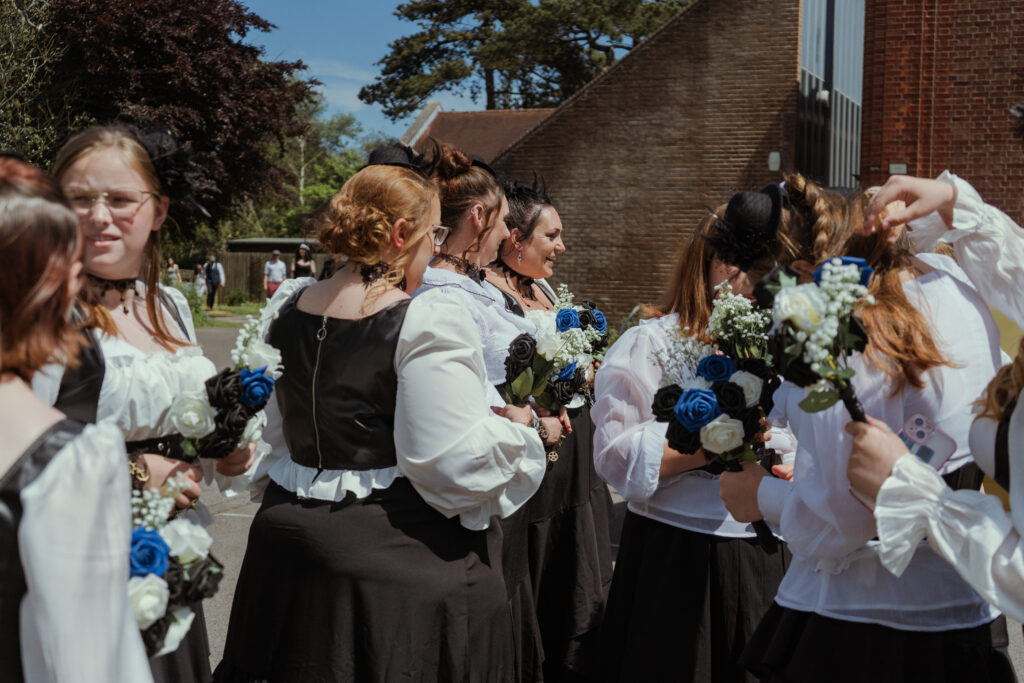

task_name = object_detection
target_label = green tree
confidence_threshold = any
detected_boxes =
[359,0,690,121]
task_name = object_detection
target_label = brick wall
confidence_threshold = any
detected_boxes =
[491,0,801,323]
[861,0,1024,223]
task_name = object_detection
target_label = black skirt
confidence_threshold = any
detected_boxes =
[596,511,789,683]
[215,478,514,683]
[741,603,1016,683]
[524,406,614,681]
[150,601,213,683]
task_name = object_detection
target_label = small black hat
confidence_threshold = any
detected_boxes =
[361,143,431,175]
[705,183,783,272]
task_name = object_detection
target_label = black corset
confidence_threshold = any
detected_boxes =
[268,292,411,472]
[0,419,84,682]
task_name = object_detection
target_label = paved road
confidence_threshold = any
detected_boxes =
[194,325,1024,678]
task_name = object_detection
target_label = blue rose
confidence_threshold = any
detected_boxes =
[130,527,170,578]
[592,310,608,334]
[696,355,737,382]
[557,361,578,380]
[555,308,580,332]
[239,367,275,408]
[813,256,873,287]
[673,389,721,432]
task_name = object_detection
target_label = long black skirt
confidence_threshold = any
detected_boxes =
[596,511,789,683]
[524,405,614,681]
[500,507,545,683]
[214,479,514,683]
[741,603,1016,683]
[150,601,212,682]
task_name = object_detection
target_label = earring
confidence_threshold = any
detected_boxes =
[517,249,523,265]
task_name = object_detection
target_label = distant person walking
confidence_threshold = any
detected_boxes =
[291,243,316,279]
[203,254,225,309]
[193,264,207,298]
[264,249,287,299]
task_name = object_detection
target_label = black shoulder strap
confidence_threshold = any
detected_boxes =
[994,397,1015,492]
[54,306,105,424]
[499,288,525,318]
[157,287,192,342]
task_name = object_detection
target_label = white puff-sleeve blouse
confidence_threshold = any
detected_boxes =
[18,422,153,683]
[755,253,1004,630]
[251,280,547,530]
[907,170,1024,328]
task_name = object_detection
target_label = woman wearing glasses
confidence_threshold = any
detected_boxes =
[33,125,254,683]
[216,164,547,682]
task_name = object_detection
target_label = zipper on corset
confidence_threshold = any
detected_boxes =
[311,315,328,481]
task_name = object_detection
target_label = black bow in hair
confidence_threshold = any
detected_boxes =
[705,183,783,272]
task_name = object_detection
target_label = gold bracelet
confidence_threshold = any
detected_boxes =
[128,459,150,484]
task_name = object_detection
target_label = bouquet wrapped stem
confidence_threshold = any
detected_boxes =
[835,378,867,423]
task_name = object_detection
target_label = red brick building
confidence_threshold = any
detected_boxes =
[861,0,1024,224]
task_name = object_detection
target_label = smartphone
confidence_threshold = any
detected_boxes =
[849,414,956,511]
[897,414,956,470]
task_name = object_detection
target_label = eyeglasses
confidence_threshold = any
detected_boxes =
[64,186,157,217]
[429,224,451,246]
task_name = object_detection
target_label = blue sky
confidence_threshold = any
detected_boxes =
[240,1,477,141]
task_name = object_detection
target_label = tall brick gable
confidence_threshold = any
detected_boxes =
[861,1,1024,223]
[491,0,802,322]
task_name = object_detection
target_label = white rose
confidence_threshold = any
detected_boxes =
[159,518,213,565]
[155,607,195,657]
[128,574,169,630]
[679,377,713,391]
[237,411,267,448]
[729,370,764,408]
[773,283,827,332]
[240,340,284,380]
[699,415,746,454]
[168,392,216,439]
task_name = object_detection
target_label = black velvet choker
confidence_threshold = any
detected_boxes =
[87,273,139,314]
[359,262,407,291]
[438,253,486,283]
[495,258,536,301]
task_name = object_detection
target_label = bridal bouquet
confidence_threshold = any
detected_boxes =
[759,257,873,422]
[503,285,608,411]
[169,310,283,459]
[128,477,223,656]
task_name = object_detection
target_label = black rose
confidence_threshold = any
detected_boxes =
[572,367,588,392]
[767,329,819,388]
[582,299,599,310]
[164,557,186,605]
[216,403,252,435]
[848,314,869,353]
[505,334,537,382]
[735,357,769,379]
[547,377,577,406]
[141,616,170,656]
[205,368,241,410]
[184,555,225,603]
[741,410,764,441]
[711,380,747,418]
[652,385,684,422]
[197,430,239,460]
[578,309,597,330]
[593,332,611,353]
[666,420,702,455]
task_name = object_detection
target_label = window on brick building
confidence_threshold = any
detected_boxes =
[798,0,865,189]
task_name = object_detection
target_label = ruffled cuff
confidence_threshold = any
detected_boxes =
[757,476,790,526]
[874,453,948,577]
[633,421,668,501]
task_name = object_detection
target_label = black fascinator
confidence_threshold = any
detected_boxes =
[705,183,783,272]
[1012,104,1024,143]
[363,143,432,176]
[133,128,209,218]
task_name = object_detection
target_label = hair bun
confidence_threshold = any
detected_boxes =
[315,194,394,262]
[430,143,474,182]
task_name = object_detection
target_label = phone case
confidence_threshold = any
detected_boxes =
[898,414,956,470]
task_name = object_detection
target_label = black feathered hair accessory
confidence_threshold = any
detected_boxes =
[133,127,209,218]
[1012,104,1024,142]
[704,183,784,272]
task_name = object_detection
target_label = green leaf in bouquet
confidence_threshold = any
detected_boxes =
[509,368,535,402]
[181,440,197,458]
[533,390,561,413]
[798,388,840,413]
[784,342,803,356]
[830,366,856,381]
[729,443,759,464]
